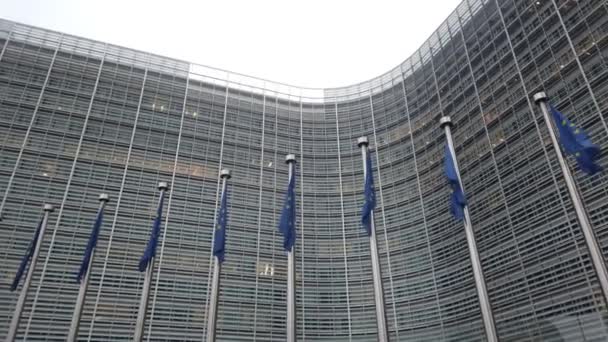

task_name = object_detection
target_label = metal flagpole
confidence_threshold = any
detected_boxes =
[6,204,54,342]
[440,117,498,342]
[206,169,231,342]
[285,154,297,342]
[134,182,168,342]
[357,137,389,342]
[533,92,608,303]
[67,193,109,342]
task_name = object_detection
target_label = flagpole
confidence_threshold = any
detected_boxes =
[357,137,389,342]
[206,169,231,342]
[67,193,109,342]
[285,154,297,342]
[134,182,168,342]
[533,92,608,303]
[439,117,498,342]
[6,204,54,342]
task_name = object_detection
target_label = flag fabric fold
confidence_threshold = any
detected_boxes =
[279,170,296,251]
[550,105,602,175]
[76,208,104,283]
[213,187,229,263]
[138,191,165,272]
[361,151,376,236]
[11,218,43,291]
[444,144,467,221]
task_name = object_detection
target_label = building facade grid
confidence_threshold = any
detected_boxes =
[1,0,608,340]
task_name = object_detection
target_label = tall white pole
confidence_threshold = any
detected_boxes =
[533,92,608,304]
[134,182,168,342]
[440,117,498,342]
[67,193,109,342]
[6,204,54,342]
[285,154,297,342]
[206,169,231,342]
[357,137,389,342]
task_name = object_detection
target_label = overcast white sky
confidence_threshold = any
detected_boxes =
[1,0,462,88]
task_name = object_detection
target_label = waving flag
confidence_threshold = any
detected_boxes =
[76,208,104,283]
[444,144,467,220]
[361,151,376,235]
[279,170,296,251]
[213,187,229,263]
[550,105,602,175]
[11,219,43,291]
[138,191,165,272]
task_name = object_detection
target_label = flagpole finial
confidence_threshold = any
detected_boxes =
[533,92,548,104]
[158,182,169,190]
[357,136,369,147]
[43,204,54,212]
[220,169,232,179]
[99,193,110,202]
[439,116,453,129]
[285,154,296,164]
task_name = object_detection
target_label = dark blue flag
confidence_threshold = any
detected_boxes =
[138,191,165,272]
[76,208,104,283]
[278,170,296,251]
[361,151,376,236]
[550,105,602,175]
[444,144,467,221]
[11,218,43,291]
[213,187,229,263]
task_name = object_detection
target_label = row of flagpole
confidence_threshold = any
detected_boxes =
[439,93,605,342]
[5,92,605,342]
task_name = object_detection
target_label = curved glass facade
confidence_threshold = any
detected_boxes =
[2,0,608,341]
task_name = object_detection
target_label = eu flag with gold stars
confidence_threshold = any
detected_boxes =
[361,151,376,236]
[138,191,165,272]
[76,208,104,283]
[551,105,602,175]
[444,144,467,221]
[213,187,229,263]
[279,170,296,251]
[11,218,43,291]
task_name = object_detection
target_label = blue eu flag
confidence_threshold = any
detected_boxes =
[444,145,467,221]
[76,208,104,283]
[11,218,43,291]
[550,105,602,175]
[279,170,296,251]
[138,191,165,272]
[213,187,229,263]
[361,151,376,236]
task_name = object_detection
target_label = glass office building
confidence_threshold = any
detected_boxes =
[1,0,608,340]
